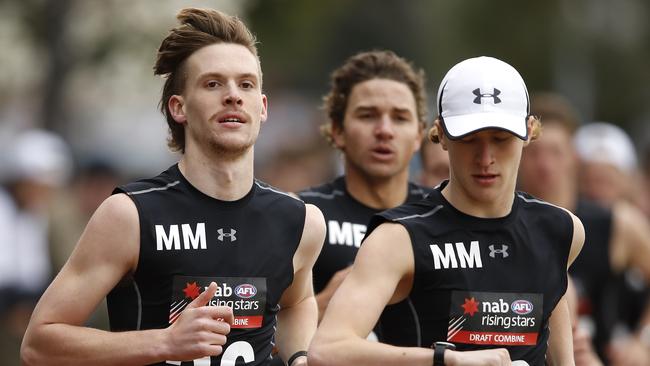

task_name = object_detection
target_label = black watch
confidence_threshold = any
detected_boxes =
[432,341,456,366]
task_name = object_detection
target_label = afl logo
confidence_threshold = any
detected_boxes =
[511,300,533,315]
[235,284,257,299]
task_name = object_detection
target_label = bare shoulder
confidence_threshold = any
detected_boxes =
[71,193,140,274]
[559,207,584,267]
[356,222,412,268]
[25,193,141,328]
[293,203,326,270]
[354,222,414,283]
[346,222,414,304]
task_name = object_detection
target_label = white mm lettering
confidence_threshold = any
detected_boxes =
[182,223,206,249]
[429,241,483,269]
[328,221,353,246]
[156,224,180,250]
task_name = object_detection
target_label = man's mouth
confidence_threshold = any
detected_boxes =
[219,117,244,123]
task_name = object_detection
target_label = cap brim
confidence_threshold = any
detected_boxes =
[442,112,528,141]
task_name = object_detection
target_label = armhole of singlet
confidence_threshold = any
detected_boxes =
[114,188,145,277]
[288,200,308,289]
[560,208,575,296]
[387,219,419,299]
[390,219,423,347]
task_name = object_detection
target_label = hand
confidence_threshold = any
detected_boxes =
[445,348,511,366]
[163,282,234,361]
[573,328,603,366]
[315,266,352,321]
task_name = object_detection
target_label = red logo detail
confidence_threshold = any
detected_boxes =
[183,282,201,300]
[462,297,480,316]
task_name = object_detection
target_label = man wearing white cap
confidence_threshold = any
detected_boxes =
[574,122,640,207]
[309,56,584,365]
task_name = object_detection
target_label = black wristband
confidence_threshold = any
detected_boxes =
[433,343,446,366]
[287,350,308,366]
[432,342,455,366]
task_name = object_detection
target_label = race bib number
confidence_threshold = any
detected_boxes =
[447,291,542,346]
[170,276,267,329]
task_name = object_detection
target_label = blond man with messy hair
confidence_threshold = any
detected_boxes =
[21,8,324,366]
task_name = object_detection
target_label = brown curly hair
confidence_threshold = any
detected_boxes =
[321,50,427,145]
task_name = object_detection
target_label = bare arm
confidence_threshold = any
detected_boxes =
[607,203,650,366]
[21,194,233,365]
[309,223,511,366]
[275,203,326,366]
[314,266,352,322]
[547,296,574,366]
[611,201,650,280]
[547,211,585,365]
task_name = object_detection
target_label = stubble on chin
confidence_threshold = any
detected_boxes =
[207,137,254,160]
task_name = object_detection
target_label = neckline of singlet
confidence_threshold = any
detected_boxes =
[171,163,256,209]
[431,180,520,227]
[334,176,421,213]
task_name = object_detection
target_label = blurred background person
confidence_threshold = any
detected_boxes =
[48,157,122,272]
[0,129,72,366]
[518,93,650,364]
[567,277,605,366]
[257,137,336,193]
[574,121,650,365]
[574,122,642,208]
[46,157,123,332]
[418,134,449,187]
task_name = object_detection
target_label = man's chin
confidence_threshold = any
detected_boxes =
[208,139,254,157]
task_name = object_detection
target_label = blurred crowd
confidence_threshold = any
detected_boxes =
[2,90,650,365]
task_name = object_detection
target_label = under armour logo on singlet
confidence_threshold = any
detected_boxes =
[472,88,501,104]
[217,228,237,242]
[488,244,509,258]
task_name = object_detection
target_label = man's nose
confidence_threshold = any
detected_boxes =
[223,83,243,106]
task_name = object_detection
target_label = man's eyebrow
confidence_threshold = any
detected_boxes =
[353,106,379,112]
[196,72,259,82]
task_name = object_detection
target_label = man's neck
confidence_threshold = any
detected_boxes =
[179,144,254,201]
[525,179,577,211]
[441,180,515,218]
[344,167,410,210]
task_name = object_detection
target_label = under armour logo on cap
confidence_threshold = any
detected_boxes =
[472,88,501,105]
[488,244,509,258]
[436,56,529,140]
[217,228,237,242]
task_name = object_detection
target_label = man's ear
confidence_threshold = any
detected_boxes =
[260,94,268,124]
[331,121,345,150]
[433,119,448,151]
[168,95,187,124]
[413,122,425,153]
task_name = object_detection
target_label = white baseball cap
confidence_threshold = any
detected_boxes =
[574,122,637,173]
[0,129,72,187]
[437,56,530,140]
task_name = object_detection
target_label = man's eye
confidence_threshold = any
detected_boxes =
[357,112,377,120]
[207,81,219,88]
